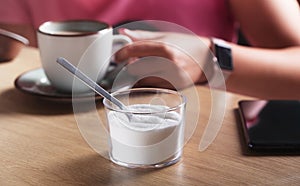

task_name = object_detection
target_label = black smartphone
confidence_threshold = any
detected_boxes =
[238,100,300,154]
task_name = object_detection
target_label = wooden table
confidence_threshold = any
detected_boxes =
[0,47,299,185]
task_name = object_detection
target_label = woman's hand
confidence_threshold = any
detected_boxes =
[115,29,212,89]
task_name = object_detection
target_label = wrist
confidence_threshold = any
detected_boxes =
[202,37,233,87]
[195,37,212,84]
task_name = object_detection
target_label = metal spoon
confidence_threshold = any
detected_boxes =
[56,57,127,110]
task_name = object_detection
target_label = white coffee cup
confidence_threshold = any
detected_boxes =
[37,20,131,93]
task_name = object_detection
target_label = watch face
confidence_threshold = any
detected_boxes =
[215,47,233,70]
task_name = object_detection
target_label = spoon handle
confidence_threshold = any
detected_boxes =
[56,57,126,109]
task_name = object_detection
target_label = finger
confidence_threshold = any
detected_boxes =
[118,28,164,41]
[115,40,172,62]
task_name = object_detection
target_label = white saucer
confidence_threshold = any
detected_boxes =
[14,68,105,101]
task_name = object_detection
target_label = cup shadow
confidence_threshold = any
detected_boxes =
[0,88,74,115]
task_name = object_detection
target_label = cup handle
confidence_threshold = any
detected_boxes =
[112,34,132,55]
[101,34,133,89]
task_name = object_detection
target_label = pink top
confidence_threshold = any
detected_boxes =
[0,0,237,41]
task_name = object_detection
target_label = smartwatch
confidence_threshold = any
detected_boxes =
[207,38,233,87]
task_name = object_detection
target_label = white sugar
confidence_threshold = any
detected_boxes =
[107,104,184,165]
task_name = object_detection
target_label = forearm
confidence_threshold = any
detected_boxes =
[227,44,300,99]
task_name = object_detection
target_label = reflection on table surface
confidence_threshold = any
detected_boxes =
[0,47,299,185]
